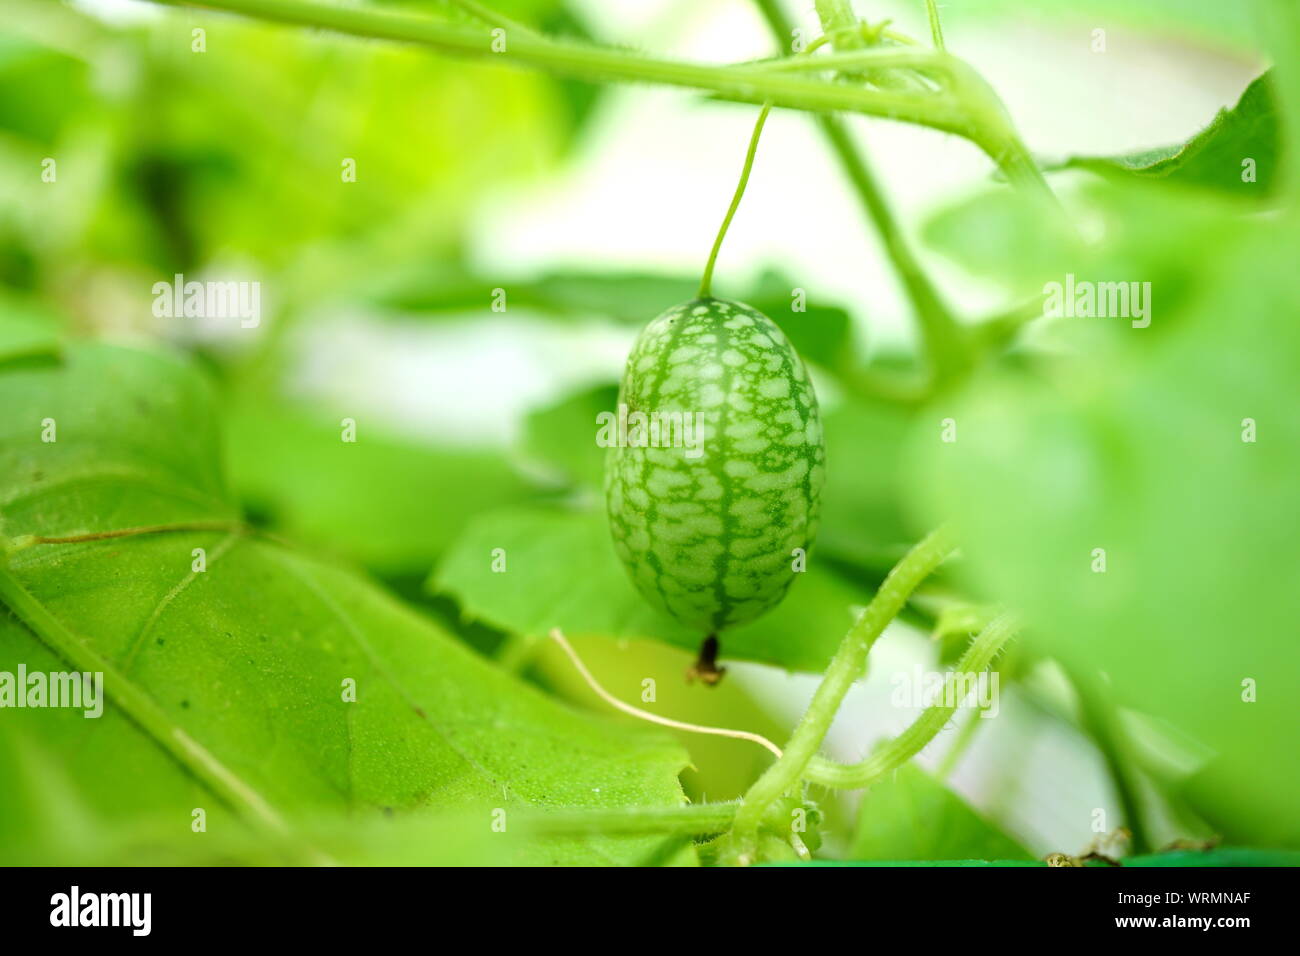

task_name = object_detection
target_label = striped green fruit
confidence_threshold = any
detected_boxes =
[605,297,825,635]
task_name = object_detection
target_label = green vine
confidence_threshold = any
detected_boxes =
[719,525,958,864]
[801,612,1019,789]
[150,0,1050,197]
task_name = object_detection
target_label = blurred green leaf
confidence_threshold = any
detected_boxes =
[0,37,92,146]
[746,269,858,374]
[367,266,699,324]
[923,187,1083,302]
[431,504,872,672]
[0,296,60,362]
[363,268,861,354]
[1,10,579,288]
[520,382,617,490]
[907,211,1300,846]
[0,727,525,864]
[850,763,1033,862]
[0,341,692,866]
[224,393,535,577]
[924,181,1249,324]
[1056,72,1280,197]
[816,393,916,571]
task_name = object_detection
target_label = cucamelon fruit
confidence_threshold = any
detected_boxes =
[605,296,825,677]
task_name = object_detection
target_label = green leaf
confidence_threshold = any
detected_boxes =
[1057,72,1279,197]
[0,342,692,865]
[0,30,94,147]
[923,186,1084,301]
[431,504,870,672]
[745,269,858,374]
[0,297,61,363]
[906,216,1300,846]
[519,382,618,491]
[924,179,1248,319]
[366,267,698,324]
[849,763,1033,862]
[362,268,859,356]
[223,393,535,577]
[1,8,578,280]
[0,726,529,865]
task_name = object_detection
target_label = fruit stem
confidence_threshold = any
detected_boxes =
[925,0,946,50]
[686,633,727,686]
[698,102,772,299]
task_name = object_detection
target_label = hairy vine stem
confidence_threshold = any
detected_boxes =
[722,525,957,864]
[800,611,1019,788]
[149,0,1051,196]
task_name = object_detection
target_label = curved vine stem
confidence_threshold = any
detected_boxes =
[801,611,1019,789]
[696,30,855,299]
[721,524,957,865]
[148,0,1051,198]
[749,48,951,75]
[548,629,783,759]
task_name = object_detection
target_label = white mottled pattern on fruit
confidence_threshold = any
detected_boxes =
[605,297,826,633]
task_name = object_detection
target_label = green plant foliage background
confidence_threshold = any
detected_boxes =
[1,0,1297,865]
[0,344,696,865]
